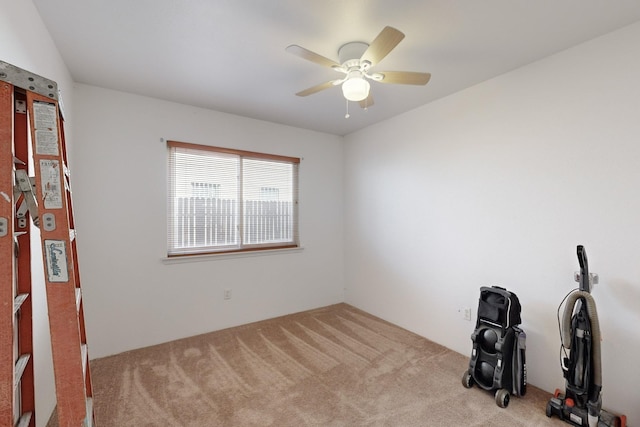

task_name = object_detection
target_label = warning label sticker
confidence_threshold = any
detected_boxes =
[33,102,59,156]
[39,159,63,209]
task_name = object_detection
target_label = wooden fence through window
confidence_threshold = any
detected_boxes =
[174,197,294,249]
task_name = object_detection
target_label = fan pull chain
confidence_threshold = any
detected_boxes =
[345,99,350,119]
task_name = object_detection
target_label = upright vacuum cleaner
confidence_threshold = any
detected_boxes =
[546,245,626,427]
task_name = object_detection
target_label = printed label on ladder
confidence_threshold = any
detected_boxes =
[39,159,63,209]
[44,239,69,282]
[33,101,59,156]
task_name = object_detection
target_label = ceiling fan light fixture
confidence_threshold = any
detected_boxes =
[342,74,370,102]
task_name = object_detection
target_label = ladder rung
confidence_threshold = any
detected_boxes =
[13,293,29,314]
[84,397,94,427]
[81,344,88,376]
[13,156,26,165]
[15,411,33,427]
[14,354,30,389]
[76,288,82,310]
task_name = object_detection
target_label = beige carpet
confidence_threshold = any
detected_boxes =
[48,303,564,426]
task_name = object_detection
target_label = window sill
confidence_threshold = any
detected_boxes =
[161,246,304,264]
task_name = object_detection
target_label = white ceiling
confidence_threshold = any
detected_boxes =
[32,0,640,136]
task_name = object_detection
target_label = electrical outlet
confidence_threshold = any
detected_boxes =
[224,289,232,300]
[464,307,472,321]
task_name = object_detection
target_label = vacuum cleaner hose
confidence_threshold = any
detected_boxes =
[561,290,602,392]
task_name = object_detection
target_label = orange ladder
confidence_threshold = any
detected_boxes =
[1,61,95,427]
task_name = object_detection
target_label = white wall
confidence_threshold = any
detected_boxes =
[71,84,345,358]
[1,1,76,426]
[344,21,640,423]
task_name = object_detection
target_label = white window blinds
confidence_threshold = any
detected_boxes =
[167,141,299,256]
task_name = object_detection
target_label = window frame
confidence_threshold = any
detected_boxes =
[167,140,300,257]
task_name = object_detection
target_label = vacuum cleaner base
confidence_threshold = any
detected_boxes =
[547,390,627,427]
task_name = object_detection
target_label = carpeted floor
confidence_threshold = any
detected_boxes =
[48,303,564,426]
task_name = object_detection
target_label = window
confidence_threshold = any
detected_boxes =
[167,141,299,256]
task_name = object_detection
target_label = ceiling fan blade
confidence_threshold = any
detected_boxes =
[295,80,337,97]
[286,44,340,68]
[378,71,431,85]
[360,26,405,66]
[359,93,374,109]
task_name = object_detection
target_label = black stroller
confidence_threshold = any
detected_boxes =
[462,285,527,407]
[546,246,626,427]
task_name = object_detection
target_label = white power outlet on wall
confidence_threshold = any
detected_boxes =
[459,307,472,321]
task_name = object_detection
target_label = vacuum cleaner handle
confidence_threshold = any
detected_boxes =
[577,245,590,292]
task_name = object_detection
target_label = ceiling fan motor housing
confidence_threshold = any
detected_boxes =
[338,42,370,67]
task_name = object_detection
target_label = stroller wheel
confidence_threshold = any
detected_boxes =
[461,371,474,389]
[545,401,553,417]
[495,389,510,408]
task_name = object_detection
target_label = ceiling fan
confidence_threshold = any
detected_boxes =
[286,26,431,110]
